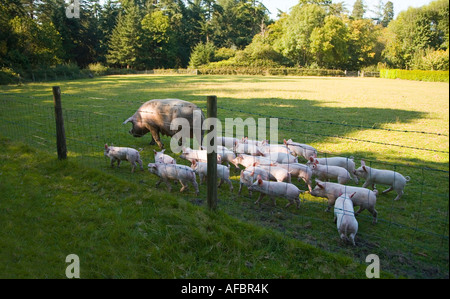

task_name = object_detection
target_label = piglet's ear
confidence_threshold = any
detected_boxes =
[309,156,314,162]
[363,165,368,172]
[105,144,108,149]
[350,192,356,199]
[161,149,166,153]
[361,160,366,166]
[283,139,287,145]
[258,178,263,185]
[317,182,324,189]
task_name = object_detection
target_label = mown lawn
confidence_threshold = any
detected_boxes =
[0,74,448,278]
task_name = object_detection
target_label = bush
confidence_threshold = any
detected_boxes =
[380,69,449,82]
[189,42,216,68]
[0,68,20,85]
[87,63,109,76]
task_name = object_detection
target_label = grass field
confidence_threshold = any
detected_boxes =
[0,74,448,278]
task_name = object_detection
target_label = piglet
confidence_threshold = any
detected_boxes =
[232,154,274,168]
[310,179,378,224]
[334,192,358,246]
[248,175,303,208]
[153,149,176,164]
[239,167,271,197]
[104,144,143,173]
[148,163,199,195]
[354,160,410,201]
[252,163,292,183]
[191,160,233,192]
[308,156,359,184]
[309,160,354,185]
[276,163,313,192]
[283,139,318,161]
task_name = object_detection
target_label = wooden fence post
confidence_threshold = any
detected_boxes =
[52,86,67,160]
[207,95,218,211]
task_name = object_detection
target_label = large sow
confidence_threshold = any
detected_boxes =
[123,99,205,149]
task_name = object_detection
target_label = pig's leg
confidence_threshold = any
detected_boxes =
[393,190,403,201]
[349,233,356,246]
[179,180,189,193]
[163,179,172,192]
[155,178,162,187]
[218,178,224,188]
[192,180,199,196]
[117,159,121,168]
[238,183,243,195]
[362,180,371,188]
[227,179,233,192]
[149,126,164,149]
[355,206,365,217]
[271,196,277,206]
[130,161,136,173]
[368,207,378,224]
[110,157,115,168]
[382,186,393,194]
[138,158,144,171]
[255,193,265,205]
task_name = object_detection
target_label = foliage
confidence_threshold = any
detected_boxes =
[189,41,216,68]
[380,68,449,82]
[1,0,449,78]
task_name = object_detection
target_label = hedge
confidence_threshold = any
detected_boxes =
[380,69,449,82]
[197,67,346,77]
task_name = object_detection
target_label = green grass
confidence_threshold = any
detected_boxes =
[0,74,448,278]
[0,138,374,278]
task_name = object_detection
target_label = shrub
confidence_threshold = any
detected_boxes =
[0,68,20,85]
[380,69,449,82]
[87,63,109,76]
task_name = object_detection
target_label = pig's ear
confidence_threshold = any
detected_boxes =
[123,116,133,125]
[257,176,263,185]
[161,149,166,153]
[105,144,108,149]
[362,165,368,172]
[350,192,356,199]
[361,160,366,166]
[309,156,314,162]
[153,149,157,154]
[283,139,287,145]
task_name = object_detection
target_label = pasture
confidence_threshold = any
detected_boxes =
[0,74,448,278]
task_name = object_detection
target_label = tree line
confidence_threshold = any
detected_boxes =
[0,0,448,79]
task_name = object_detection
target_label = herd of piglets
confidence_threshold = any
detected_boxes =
[104,135,410,246]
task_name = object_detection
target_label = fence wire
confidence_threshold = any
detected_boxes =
[0,91,448,278]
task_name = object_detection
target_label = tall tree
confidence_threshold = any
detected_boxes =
[351,0,365,19]
[106,3,141,68]
[381,1,394,27]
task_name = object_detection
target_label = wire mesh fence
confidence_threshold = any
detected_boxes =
[0,90,448,278]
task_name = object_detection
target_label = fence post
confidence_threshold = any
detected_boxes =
[52,86,67,160]
[207,95,218,211]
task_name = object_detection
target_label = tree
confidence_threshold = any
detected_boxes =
[140,10,177,68]
[188,41,216,67]
[106,4,141,68]
[381,1,394,27]
[347,18,383,69]
[351,0,365,19]
[383,0,449,69]
[310,15,349,69]
[275,3,326,66]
